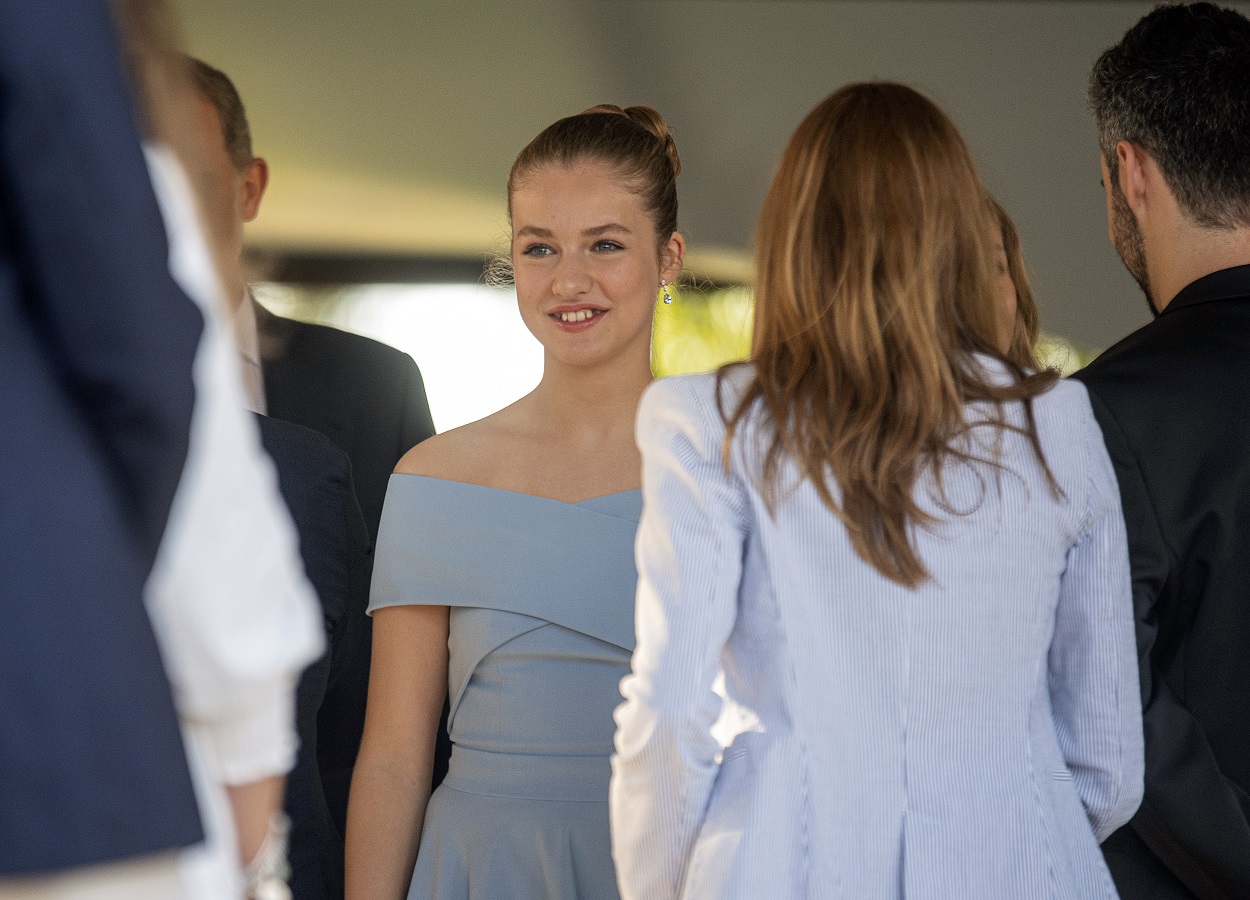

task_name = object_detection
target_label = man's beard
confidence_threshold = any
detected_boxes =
[1109,177,1157,318]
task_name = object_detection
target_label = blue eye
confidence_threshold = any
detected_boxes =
[522,244,554,257]
[593,240,624,252]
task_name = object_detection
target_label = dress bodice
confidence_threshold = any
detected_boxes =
[370,476,642,758]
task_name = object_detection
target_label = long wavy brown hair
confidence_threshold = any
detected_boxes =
[989,196,1046,370]
[723,83,1059,587]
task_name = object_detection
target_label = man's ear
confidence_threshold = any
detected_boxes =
[1115,141,1149,218]
[240,157,269,222]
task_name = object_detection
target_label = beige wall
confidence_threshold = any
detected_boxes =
[174,0,1250,350]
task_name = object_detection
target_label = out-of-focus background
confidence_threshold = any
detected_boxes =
[174,0,1247,432]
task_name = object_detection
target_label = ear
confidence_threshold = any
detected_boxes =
[240,157,269,223]
[1115,141,1149,217]
[659,231,686,285]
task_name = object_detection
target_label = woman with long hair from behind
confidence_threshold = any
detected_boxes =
[611,83,1143,899]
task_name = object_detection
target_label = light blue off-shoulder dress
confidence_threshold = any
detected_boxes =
[369,474,641,900]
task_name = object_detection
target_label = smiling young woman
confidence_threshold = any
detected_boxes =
[344,106,683,900]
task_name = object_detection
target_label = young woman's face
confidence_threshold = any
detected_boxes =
[510,159,680,369]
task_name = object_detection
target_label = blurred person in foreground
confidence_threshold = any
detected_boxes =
[611,82,1143,900]
[1075,4,1250,897]
[348,105,684,900]
[186,57,377,900]
[188,58,441,827]
[0,0,204,895]
[115,2,326,898]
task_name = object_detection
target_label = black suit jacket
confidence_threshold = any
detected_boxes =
[1073,264,1250,900]
[256,415,371,900]
[256,301,435,544]
[0,0,204,873]
[255,301,447,833]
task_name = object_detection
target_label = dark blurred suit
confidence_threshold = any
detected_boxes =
[257,414,371,900]
[256,301,435,544]
[256,300,448,830]
[1074,264,1250,899]
[0,0,204,876]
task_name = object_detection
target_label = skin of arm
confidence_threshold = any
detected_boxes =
[345,603,449,900]
[225,775,285,864]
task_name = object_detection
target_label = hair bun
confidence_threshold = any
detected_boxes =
[582,103,681,178]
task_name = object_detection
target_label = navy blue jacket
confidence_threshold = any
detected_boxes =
[0,0,204,874]
[256,415,371,900]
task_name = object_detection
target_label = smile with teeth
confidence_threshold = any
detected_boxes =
[552,309,605,323]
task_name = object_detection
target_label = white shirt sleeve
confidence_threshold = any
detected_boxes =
[142,145,324,785]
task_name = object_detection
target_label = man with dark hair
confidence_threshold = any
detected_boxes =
[1074,4,1250,897]
[187,57,436,539]
[187,56,441,889]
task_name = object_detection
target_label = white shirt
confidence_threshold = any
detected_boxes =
[143,145,323,900]
[233,291,266,415]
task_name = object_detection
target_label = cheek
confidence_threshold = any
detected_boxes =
[609,258,660,306]
[512,269,549,317]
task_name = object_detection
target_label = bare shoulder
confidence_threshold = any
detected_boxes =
[394,407,521,483]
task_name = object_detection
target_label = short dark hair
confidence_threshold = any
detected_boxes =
[188,57,253,170]
[1089,2,1250,228]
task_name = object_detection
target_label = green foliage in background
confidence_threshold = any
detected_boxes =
[651,285,754,378]
[650,285,1100,378]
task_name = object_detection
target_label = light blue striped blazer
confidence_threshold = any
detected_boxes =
[611,364,1143,900]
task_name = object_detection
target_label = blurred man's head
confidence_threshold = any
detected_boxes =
[188,58,268,305]
[1088,2,1250,312]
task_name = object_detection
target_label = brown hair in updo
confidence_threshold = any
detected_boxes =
[507,104,681,246]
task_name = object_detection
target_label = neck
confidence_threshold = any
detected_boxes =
[528,348,653,442]
[1149,222,1250,311]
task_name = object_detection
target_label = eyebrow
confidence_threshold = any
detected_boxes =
[514,223,634,239]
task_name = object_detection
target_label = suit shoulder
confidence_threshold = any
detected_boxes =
[255,413,352,474]
[266,313,418,372]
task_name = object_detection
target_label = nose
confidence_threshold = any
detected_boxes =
[552,253,592,300]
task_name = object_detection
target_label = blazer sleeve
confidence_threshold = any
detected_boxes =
[0,0,201,567]
[1085,387,1250,895]
[1047,388,1144,842]
[316,452,374,772]
[611,375,749,900]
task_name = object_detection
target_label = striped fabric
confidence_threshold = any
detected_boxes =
[611,363,1143,900]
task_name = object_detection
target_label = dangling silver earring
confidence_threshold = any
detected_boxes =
[661,280,673,304]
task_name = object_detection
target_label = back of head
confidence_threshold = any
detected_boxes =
[729,81,1058,587]
[188,56,253,171]
[1089,1,1250,228]
[507,104,681,244]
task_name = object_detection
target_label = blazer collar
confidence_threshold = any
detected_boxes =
[1163,263,1250,316]
[252,293,298,354]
